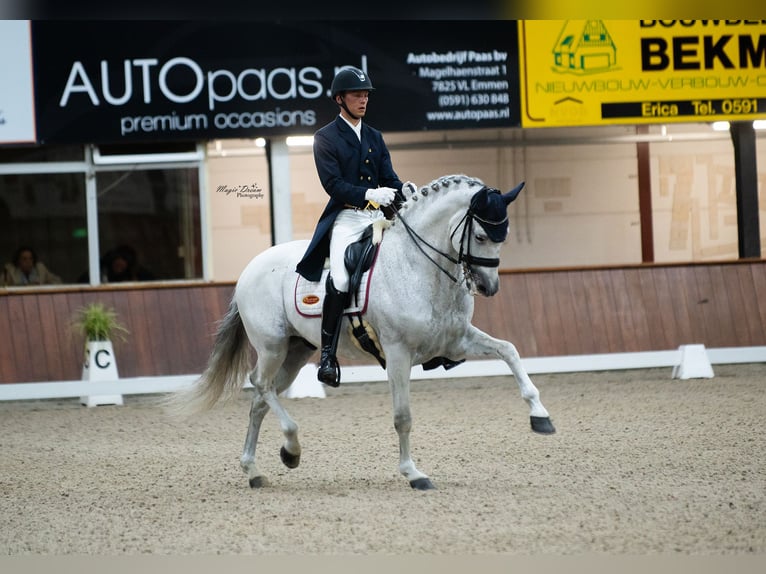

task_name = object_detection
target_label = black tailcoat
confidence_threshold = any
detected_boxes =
[296,116,403,281]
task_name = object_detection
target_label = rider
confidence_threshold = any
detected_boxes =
[296,66,413,387]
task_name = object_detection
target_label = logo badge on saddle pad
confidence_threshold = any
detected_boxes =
[301,294,320,306]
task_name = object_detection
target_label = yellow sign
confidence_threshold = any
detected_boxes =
[519,19,766,127]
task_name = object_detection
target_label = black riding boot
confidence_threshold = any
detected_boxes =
[317,277,348,387]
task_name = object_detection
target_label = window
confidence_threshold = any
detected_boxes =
[93,167,202,282]
[0,144,205,286]
[0,171,87,284]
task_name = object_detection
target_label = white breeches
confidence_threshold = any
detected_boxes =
[329,208,385,292]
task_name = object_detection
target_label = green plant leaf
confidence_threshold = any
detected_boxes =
[71,302,129,343]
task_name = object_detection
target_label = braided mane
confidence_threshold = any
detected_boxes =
[399,174,486,217]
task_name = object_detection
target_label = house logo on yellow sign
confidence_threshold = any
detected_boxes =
[552,20,619,75]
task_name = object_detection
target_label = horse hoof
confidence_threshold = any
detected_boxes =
[410,478,436,491]
[530,416,556,434]
[249,476,268,488]
[280,446,301,469]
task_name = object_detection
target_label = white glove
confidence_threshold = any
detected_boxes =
[365,187,396,207]
[402,181,418,195]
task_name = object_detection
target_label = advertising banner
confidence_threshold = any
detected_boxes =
[519,20,766,128]
[0,20,37,144]
[31,21,520,144]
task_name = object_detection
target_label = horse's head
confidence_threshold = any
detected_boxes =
[396,174,523,297]
[448,181,524,297]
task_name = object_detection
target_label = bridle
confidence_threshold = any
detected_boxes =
[392,186,504,288]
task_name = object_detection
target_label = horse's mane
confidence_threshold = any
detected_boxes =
[399,174,485,218]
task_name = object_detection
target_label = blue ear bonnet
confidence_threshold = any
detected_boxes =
[469,187,510,242]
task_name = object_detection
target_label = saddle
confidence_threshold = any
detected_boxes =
[295,224,380,318]
[294,221,465,372]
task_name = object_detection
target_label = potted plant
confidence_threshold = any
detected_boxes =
[71,302,129,407]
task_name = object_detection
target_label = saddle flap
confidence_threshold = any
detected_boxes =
[344,224,375,274]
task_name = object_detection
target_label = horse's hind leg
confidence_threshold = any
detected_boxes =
[241,338,315,488]
[463,325,555,434]
[241,374,298,488]
[241,381,270,488]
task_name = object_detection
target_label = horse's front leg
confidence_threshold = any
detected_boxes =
[385,346,435,490]
[463,325,555,434]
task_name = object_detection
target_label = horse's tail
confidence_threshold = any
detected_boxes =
[164,297,251,417]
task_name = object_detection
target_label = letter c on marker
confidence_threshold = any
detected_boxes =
[95,349,112,369]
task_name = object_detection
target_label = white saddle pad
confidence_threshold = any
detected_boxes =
[294,267,374,317]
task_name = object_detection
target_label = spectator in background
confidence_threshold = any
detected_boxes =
[3,246,62,286]
[101,244,155,283]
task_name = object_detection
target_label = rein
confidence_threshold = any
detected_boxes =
[394,206,461,283]
[392,188,501,287]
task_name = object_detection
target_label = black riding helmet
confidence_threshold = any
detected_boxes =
[330,66,375,99]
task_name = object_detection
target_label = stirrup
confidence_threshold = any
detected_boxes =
[317,350,341,387]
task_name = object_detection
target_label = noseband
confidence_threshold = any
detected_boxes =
[394,186,503,287]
